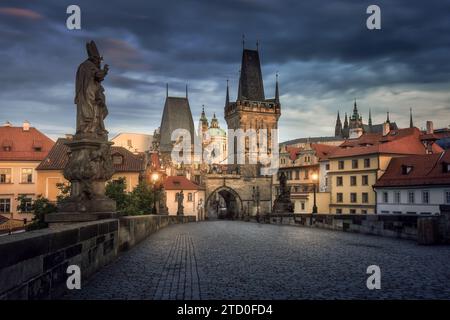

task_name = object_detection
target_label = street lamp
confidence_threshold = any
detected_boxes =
[151,172,160,214]
[311,172,318,215]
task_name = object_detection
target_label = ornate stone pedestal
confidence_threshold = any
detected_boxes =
[45,137,116,224]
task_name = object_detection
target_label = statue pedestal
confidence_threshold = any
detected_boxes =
[272,195,294,214]
[45,136,117,224]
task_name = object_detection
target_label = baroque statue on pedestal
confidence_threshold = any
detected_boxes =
[46,41,116,223]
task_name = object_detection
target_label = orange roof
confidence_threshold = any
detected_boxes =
[163,176,203,190]
[374,151,450,187]
[330,128,443,158]
[0,126,54,161]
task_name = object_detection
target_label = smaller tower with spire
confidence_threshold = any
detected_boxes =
[409,108,414,128]
[335,111,342,137]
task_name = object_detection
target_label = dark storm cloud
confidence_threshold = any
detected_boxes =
[0,0,449,141]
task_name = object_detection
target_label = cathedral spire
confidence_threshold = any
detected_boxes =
[335,110,342,137]
[237,46,265,101]
[368,108,372,127]
[275,73,279,103]
[409,108,414,128]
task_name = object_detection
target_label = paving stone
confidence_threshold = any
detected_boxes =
[66,221,450,300]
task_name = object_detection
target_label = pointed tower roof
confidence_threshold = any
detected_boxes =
[275,73,280,103]
[386,111,390,123]
[159,96,196,153]
[200,105,208,123]
[409,108,414,128]
[344,112,349,128]
[237,49,265,101]
[368,108,372,126]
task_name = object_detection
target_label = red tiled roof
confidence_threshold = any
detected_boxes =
[0,126,54,161]
[37,138,144,172]
[330,128,443,158]
[285,146,301,161]
[374,151,450,187]
[163,176,203,190]
[310,143,339,161]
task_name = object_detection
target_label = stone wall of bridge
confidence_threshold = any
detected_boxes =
[0,215,195,300]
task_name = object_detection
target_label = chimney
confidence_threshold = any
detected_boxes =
[382,122,390,136]
[3,121,12,127]
[426,121,434,135]
[22,120,30,131]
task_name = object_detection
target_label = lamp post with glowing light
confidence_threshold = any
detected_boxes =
[151,172,160,214]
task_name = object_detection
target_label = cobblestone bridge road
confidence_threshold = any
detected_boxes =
[68,221,450,299]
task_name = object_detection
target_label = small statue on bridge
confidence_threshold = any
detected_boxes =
[177,190,184,216]
[272,172,294,213]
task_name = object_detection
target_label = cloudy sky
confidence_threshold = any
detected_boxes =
[0,0,450,142]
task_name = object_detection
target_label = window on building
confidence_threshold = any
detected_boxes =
[402,165,413,175]
[337,193,343,203]
[336,176,343,186]
[112,154,123,165]
[350,176,357,186]
[0,168,12,184]
[325,164,330,170]
[0,198,11,213]
[19,196,33,212]
[127,139,132,147]
[364,158,371,168]
[362,175,369,186]
[442,162,450,173]
[422,191,430,204]
[21,168,33,183]
[301,202,305,210]
[408,191,415,204]
[338,161,345,170]
[446,191,450,204]
[362,193,369,203]
[350,193,357,203]
[361,209,368,214]
[336,208,342,214]
[325,177,329,187]
[352,159,359,169]
[188,193,193,202]
[383,192,389,203]
[295,170,299,180]
[350,209,356,214]
[304,170,309,179]
[394,191,401,204]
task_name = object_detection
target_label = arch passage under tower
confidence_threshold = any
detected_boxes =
[205,186,242,220]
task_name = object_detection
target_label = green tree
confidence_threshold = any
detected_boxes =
[105,177,130,211]
[25,195,57,231]
[56,182,71,202]
[128,181,155,215]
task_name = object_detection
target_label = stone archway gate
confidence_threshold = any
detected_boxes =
[204,173,273,218]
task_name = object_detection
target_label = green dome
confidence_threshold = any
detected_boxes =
[208,127,226,137]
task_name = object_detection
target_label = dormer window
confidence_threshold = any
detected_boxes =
[402,165,413,175]
[2,140,12,151]
[33,140,42,152]
[112,154,124,165]
[443,162,450,173]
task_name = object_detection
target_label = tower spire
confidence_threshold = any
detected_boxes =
[368,108,372,126]
[335,110,342,137]
[166,83,169,98]
[185,84,188,99]
[409,108,414,128]
[242,34,245,49]
[386,111,390,123]
[225,79,230,106]
[275,73,279,103]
